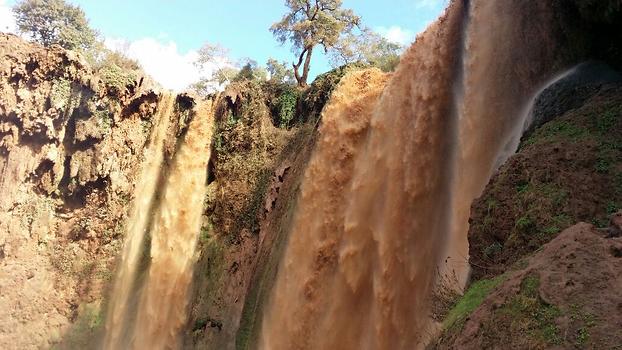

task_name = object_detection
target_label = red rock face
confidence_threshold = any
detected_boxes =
[0,33,195,349]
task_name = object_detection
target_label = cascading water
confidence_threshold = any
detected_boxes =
[493,66,580,171]
[260,1,467,348]
[132,100,213,349]
[261,0,581,348]
[104,94,175,349]
[440,0,574,289]
[104,95,213,350]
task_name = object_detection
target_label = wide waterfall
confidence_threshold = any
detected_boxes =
[260,0,580,348]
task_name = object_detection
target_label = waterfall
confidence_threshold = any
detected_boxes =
[441,0,572,290]
[104,94,175,349]
[104,95,213,349]
[260,0,578,348]
[260,1,468,348]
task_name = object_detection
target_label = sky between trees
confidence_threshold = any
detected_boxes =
[1,0,448,90]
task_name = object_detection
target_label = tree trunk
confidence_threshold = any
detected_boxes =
[300,46,314,87]
[293,46,314,87]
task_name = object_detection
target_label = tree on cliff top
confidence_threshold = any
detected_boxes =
[329,28,402,72]
[272,0,360,87]
[192,43,270,96]
[12,0,97,51]
[266,58,295,85]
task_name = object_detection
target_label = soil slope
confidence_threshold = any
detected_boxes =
[438,221,622,349]
[469,82,622,281]
[434,67,622,350]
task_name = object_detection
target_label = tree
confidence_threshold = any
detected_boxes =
[266,58,295,84]
[271,0,360,87]
[329,28,403,72]
[195,42,230,69]
[191,42,239,95]
[12,0,97,51]
[234,59,268,82]
[191,43,269,96]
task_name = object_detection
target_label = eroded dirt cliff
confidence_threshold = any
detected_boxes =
[437,220,622,349]
[0,33,194,349]
[434,64,622,350]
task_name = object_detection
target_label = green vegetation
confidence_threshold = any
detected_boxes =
[208,80,290,240]
[191,95,316,349]
[266,58,295,84]
[516,181,530,194]
[615,173,622,194]
[274,86,300,128]
[542,213,572,235]
[141,118,152,134]
[443,274,506,332]
[191,1,388,95]
[192,43,239,94]
[568,304,597,346]
[50,79,72,110]
[329,28,402,72]
[488,275,562,346]
[606,201,620,215]
[575,327,590,346]
[515,215,535,232]
[13,0,97,51]
[520,275,540,296]
[483,241,503,258]
[191,44,276,96]
[471,102,621,284]
[202,239,224,284]
[13,0,143,94]
[98,63,137,94]
[234,60,268,83]
[199,220,214,244]
[53,302,103,349]
[523,120,589,146]
[503,181,573,247]
[234,124,315,350]
[93,104,114,132]
[271,0,360,86]
[236,169,272,237]
[595,108,618,133]
[595,157,610,173]
[524,105,621,176]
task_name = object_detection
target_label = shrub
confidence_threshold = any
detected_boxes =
[98,62,136,94]
[483,242,503,258]
[274,86,300,128]
[515,215,535,232]
[50,79,72,110]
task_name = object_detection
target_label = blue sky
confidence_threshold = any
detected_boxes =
[1,0,448,90]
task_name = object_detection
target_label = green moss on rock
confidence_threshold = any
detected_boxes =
[50,79,72,110]
[443,274,507,332]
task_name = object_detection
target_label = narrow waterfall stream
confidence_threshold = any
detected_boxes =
[104,95,214,350]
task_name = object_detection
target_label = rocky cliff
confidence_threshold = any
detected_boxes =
[434,63,622,350]
[0,33,197,349]
[0,31,358,349]
[183,66,366,350]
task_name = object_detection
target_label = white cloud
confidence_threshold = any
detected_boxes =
[375,26,416,46]
[1,1,209,92]
[0,0,17,33]
[105,37,214,92]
